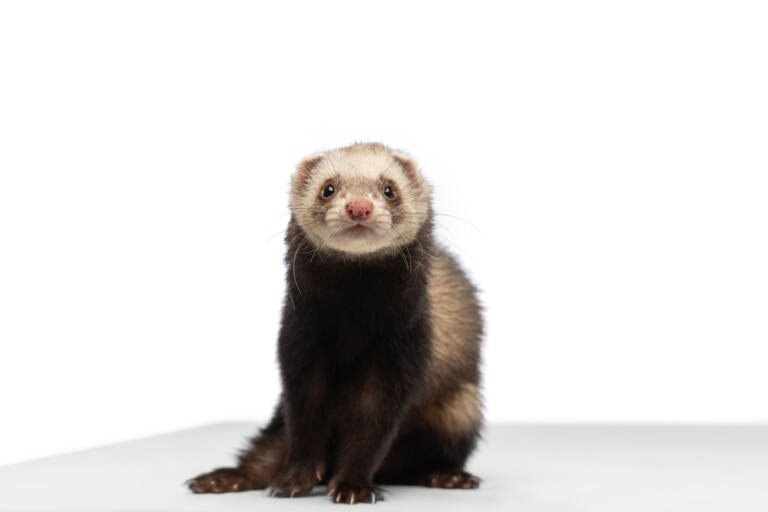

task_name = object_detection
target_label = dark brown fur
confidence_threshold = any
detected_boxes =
[187,145,483,504]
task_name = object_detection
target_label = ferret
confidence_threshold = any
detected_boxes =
[187,142,483,504]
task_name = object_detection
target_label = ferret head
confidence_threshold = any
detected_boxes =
[290,142,432,256]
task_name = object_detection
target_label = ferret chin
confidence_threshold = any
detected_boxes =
[187,142,484,504]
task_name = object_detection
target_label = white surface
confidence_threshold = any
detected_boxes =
[2,0,768,466]
[1,423,767,512]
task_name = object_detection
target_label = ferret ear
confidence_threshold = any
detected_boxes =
[292,153,324,192]
[392,152,424,186]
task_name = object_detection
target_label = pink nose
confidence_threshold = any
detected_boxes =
[346,197,374,220]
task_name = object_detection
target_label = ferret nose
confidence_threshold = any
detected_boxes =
[346,197,374,220]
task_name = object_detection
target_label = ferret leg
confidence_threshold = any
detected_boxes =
[326,377,418,504]
[326,417,397,503]
[187,405,287,493]
[374,422,481,489]
[268,401,328,498]
[270,323,331,497]
[269,383,329,497]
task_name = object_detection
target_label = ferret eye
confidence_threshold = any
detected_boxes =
[383,186,396,199]
[322,183,335,198]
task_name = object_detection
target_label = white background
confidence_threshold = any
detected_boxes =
[1,0,767,467]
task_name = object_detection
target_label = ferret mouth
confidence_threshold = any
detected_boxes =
[338,223,375,237]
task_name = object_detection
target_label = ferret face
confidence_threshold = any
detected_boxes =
[290,143,432,256]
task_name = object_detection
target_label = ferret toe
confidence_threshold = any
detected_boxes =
[423,470,480,489]
[268,463,319,498]
[186,467,259,494]
[328,483,378,505]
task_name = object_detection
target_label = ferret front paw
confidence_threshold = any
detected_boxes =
[186,467,261,493]
[268,462,323,497]
[423,470,480,489]
[328,482,379,504]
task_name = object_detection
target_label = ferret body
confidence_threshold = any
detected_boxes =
[187,143,483,504]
